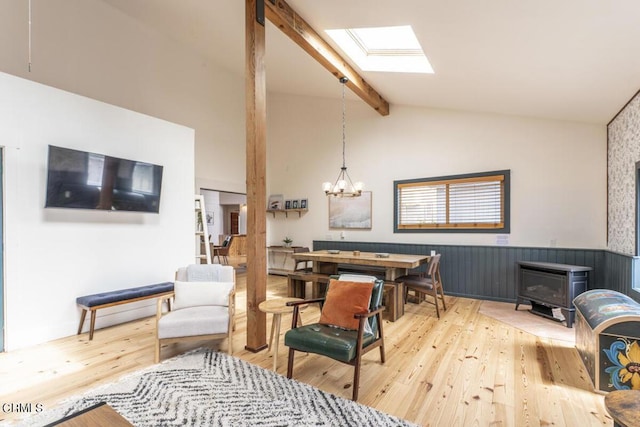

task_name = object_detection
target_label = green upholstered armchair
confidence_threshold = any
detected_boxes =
[284,274,386,401]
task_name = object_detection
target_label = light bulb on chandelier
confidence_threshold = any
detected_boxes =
[323,77,364,197]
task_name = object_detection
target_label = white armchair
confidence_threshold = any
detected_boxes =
[155,264,236,363]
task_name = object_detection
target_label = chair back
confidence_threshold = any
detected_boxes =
[293,247,311,271]
[176,264,235,283]
[337,274,383,334]
[427,254,441,278]
[368,279,384,334]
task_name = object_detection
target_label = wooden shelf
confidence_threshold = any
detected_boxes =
[267,208,308,218]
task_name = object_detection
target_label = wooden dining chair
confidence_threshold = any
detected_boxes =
[395,254,447,318]
[293,247,312,272]
[213,235,233,264]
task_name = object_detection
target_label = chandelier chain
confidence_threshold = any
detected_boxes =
[28,0,32,72]
[322,76,363,197]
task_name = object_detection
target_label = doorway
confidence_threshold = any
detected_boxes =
[200,189,247,242]
[231,211,239,235]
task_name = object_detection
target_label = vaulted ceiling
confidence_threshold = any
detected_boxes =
[102,0,640,124]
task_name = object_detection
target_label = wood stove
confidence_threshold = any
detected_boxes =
[515,261,591,328]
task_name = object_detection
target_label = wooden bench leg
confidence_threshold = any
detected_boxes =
[77,309,87,335]
[312,281,328,299]
[287,276,295,297]
[89,309,97,341]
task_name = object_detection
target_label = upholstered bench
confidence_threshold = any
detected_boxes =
[77,282,174,340]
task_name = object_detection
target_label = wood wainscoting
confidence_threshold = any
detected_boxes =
[314,240,640,303]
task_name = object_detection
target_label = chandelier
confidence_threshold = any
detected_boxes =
[322,77,364,197]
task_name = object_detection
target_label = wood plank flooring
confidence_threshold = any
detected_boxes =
[0,272,611,426]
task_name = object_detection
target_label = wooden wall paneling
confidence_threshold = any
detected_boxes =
[479,246,489,298]
[463,246,474,297]
[603,251,633,295]
[313,241,632,303]
[507,248,518,300]
[632,257,639,296]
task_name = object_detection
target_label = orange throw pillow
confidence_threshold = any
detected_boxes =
[319,279,374,330]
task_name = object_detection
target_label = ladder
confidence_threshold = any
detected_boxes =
[195,195,212,264]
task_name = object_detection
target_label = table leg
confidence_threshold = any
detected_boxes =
[385,268,395,281]
[395,282,405,318]
[268,314,276,351]
[386,267,408,281]
[314,261,338,275]
[273,313,282,371]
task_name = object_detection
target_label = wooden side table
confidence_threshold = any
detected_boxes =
[605,390,640,427]
[258,297,304,371]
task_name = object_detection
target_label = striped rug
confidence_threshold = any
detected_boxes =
[19,348,415,426]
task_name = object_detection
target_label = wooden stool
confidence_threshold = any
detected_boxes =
[605,390,640,427]
[258,297,304,371]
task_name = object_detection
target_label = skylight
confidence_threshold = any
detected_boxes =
[326,25,433,74]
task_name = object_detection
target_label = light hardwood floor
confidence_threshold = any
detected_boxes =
[0,270,611,426]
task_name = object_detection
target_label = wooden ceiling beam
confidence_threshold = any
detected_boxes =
[265,0,390,116]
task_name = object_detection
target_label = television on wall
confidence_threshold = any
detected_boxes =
[45,145,164,213]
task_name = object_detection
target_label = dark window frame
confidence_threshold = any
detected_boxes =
[394,170,511,233]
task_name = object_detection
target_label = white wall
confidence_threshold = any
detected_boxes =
[0,72,195,350]
[0,0,246,195]
[201,190,222,243]
[267,93,607,250]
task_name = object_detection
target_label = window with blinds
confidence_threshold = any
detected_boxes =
[394,170,510,233]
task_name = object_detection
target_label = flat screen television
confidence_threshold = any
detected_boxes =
[45,145,163,213]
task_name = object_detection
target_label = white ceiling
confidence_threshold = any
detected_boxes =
[102,0,640,124]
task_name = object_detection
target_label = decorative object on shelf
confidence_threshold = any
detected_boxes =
[322,77,364,197]
[268,194,284,210]
[267,196,308,217]
[283,237,293,248]
[329,191,372,229]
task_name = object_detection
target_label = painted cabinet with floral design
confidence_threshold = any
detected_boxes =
[574,289,640,393]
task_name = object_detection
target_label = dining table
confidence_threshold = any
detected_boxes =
[290,249,429,281]
[291,250,430,321]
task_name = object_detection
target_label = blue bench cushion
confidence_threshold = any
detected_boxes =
[76,282,174,308]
